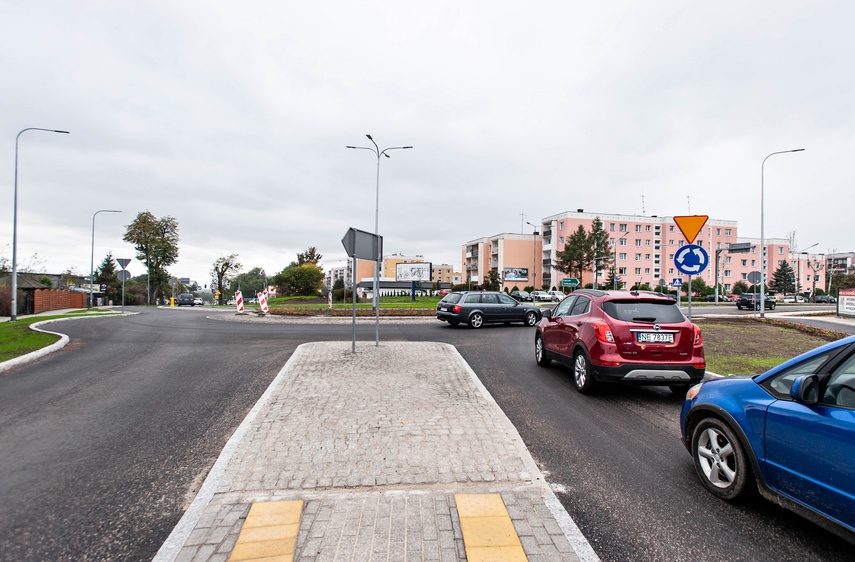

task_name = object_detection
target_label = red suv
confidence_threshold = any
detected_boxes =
[534,289,705,394]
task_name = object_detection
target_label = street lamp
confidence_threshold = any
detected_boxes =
[10,128,69,321]
[347,135,412,346]
[526,221,539,291]
[760,148,804,318]
[795,243,818,300]
[808,254,824,301]
[89,210,122,308]
[612,232,629,290]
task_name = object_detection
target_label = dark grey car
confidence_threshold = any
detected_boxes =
[436,291,541,328]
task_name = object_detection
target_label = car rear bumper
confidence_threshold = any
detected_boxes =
[591,363,705,385]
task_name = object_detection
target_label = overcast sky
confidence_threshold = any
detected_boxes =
[2,1,853,286]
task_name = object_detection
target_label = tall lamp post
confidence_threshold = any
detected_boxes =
[10,128,69,321]
[526,221,539,291]
[347,135,412,346]
[89,210,122,308]
[760,148,804,318]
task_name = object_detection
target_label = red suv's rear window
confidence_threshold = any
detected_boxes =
[601,301,685,323]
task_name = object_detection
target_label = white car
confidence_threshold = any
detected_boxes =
[193,297,204,306]
[548,290,566,301]
[531,290,555,302]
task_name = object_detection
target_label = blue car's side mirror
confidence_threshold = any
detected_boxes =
[790,374,819,404]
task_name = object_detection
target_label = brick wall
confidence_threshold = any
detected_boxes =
[33,289,87,313]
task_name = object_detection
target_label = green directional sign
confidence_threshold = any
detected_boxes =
[562,277,579,288]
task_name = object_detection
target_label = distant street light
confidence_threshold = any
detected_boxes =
[90,210,122,308]
[760,148,804,318]
[10,128,69,321]
[526,221,539,291]
[347,135,412,346]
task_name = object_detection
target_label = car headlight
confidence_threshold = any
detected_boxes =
[685,382,704,400]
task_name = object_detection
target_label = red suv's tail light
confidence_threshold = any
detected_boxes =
[452,305,462,313]
[693,324,703,345]
[593,322,615,343]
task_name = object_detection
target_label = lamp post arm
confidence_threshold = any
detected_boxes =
[10,128,69,322]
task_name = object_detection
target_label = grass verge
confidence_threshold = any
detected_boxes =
[697,317,850,376]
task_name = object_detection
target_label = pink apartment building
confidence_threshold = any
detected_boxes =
[461,210,810,295]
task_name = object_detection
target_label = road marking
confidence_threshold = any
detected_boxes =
[228,500,303,561]
[455,493,527,561]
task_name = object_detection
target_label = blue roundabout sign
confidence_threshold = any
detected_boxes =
[674,244,709,275]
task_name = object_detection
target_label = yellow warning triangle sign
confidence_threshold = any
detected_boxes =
[673,215,709,244]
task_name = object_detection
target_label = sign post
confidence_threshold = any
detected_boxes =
[342,227,383,352]
[673,216,709,322]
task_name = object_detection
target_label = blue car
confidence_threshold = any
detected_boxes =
[680,335,855,544]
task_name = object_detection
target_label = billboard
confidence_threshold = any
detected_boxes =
[396,262,432,282]
[503,267,529,282]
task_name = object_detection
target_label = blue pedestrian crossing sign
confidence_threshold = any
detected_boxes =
[675,244,709,275]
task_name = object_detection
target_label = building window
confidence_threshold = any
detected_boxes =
[778,247,784,254]
[610,223,615,231]
[559,236,564,244]
[635,268,642,275]
[725,229,732,236]
[645,239,651,246]
[619,253,627,260]
[645,268,650,274]
[645,254,651,260]
[619,238,628,246]
[635,224,642,232]
[559,222,564,230]
[717,228,721,235]
[635,239,642,247]
[724,270,731,277]
[725,257,731,264]
[646,225,651,231]
[619,224,628,232]
[669,225,675,232]
[635,253,641,261]
[619,267,627,275]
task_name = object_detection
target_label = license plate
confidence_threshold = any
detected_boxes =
[439,307,448,312]
[637,332,674,344]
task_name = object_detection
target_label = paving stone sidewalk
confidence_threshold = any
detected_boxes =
[154,341,597,562]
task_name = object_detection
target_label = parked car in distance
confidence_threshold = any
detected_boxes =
[437,291,541,328]
[782,295,808,303]
[193,297,204,306]
[177,293,195,306]
[815,295,837,303]
[548,290,566,301]
[534,289,705,394]
[736,293,776,310]
[530,290,555,302]
[680,334,855,544]
[705,294,733,302]
[510,290,533,302]
[227,298,237,305]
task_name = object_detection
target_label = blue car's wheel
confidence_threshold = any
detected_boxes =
[691,418,757,501]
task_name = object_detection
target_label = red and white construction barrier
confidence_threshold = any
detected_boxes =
[258,290,269,313]
[234,290,245,313]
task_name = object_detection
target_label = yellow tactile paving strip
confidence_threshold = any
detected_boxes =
[455,493,527,562]
[228,500,303,561]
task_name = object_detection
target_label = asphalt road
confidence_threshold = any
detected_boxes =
[0,307,851,561]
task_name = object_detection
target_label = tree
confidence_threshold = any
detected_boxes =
[772,261,796,294]
[588,217,612,286]
[95,253,121,305]
[231,267,267,300]
[732,281,749,294]
[271,263,324,296]
[485,269,502,291]
[604,267,621,290]
[211,254,243,305]
[690,277,708,297]
[555,225,589,280]
[123,211,179,304]
[294,246,323,266]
